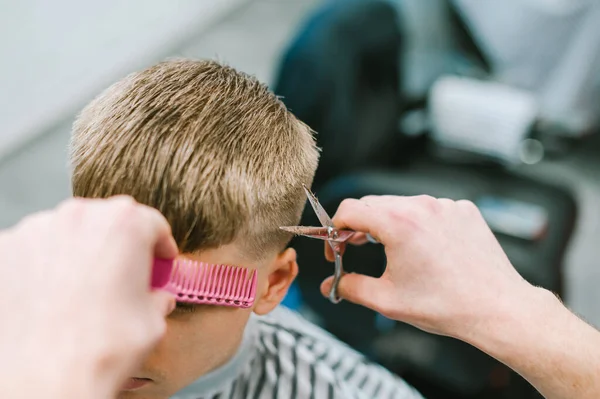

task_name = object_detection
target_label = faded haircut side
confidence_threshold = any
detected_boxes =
[69,59,319,258]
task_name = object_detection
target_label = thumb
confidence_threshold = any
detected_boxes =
[321,273,395,312]
[333,199,382,243]
[151,291,176,318]
[141,292,171,347]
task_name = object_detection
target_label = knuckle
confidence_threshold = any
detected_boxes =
[437,198,455,207]
[109,196,141,229]
[387,206,418,229]
[54,199,91,233]
[380,195,401,202]
[336,198,359,218]
[359,195,379,202]
[416,194,434,205]
[456,199,480,215]
[413,195,442,214]
[110,195,138,212]
[57,198,88,220]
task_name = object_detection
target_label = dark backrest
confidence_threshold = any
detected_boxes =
[273,0,405,189]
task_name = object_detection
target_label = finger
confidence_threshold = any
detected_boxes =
[332,199,383,242]
[154,233,178,260]
[321,273,395,313]
[324,241,347,262]
[325,242,335,262]
[150,291,176,318]
[165,297,177,316]
[102,198,178,290]
[130,205,178,260]
[348,232,369,245]
[145,294,170,351]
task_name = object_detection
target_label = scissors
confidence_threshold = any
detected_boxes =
[280,184,376,304]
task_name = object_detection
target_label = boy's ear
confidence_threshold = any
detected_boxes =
[253,248,298,315]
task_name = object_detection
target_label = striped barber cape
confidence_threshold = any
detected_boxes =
[172,306,423,399]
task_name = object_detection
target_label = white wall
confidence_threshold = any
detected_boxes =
[0,0,247,159]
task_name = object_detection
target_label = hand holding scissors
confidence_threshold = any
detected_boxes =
[280,185,377,304]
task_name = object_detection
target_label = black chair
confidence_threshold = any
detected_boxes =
[273,0,406,190]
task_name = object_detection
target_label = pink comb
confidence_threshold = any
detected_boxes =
[153,258,257,308]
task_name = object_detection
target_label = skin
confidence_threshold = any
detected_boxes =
[119,243,298,399]
[0,197,176,399]
[321,195,600,399]
[8,194,596,398]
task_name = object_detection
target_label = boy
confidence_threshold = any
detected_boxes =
[69,59,422,399]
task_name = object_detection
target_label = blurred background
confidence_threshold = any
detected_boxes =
[1,0,599,398]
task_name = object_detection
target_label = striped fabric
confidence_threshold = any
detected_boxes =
[172,307,423,399]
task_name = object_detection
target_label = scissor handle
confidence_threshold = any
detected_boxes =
[329,251,343,304]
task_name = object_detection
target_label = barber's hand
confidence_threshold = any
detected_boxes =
[321,195,534,340]
[0,197,177,399]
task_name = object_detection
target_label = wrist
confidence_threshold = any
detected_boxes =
[458,284,600,398]
[462,284,562,363]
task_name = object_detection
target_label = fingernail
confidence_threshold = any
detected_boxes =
[165,297,176,315]
[366,234,378,244]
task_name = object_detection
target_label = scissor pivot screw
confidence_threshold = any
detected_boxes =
[326,226,338,240]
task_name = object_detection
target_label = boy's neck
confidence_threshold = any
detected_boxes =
[172,315,260,398]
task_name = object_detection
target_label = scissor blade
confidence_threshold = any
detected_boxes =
[303,184,334,227]
[279,226,355,243]
[279,226,326,236]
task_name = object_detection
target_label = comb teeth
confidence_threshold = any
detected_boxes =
[166,259,257,308]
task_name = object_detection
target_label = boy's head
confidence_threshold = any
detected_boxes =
[70,59,319,398]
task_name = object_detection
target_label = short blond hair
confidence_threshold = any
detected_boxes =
[70,59,319,257]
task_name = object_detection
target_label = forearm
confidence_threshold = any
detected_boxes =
[465,286,600,399]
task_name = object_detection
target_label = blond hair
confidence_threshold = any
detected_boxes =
[70,59,319,257]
